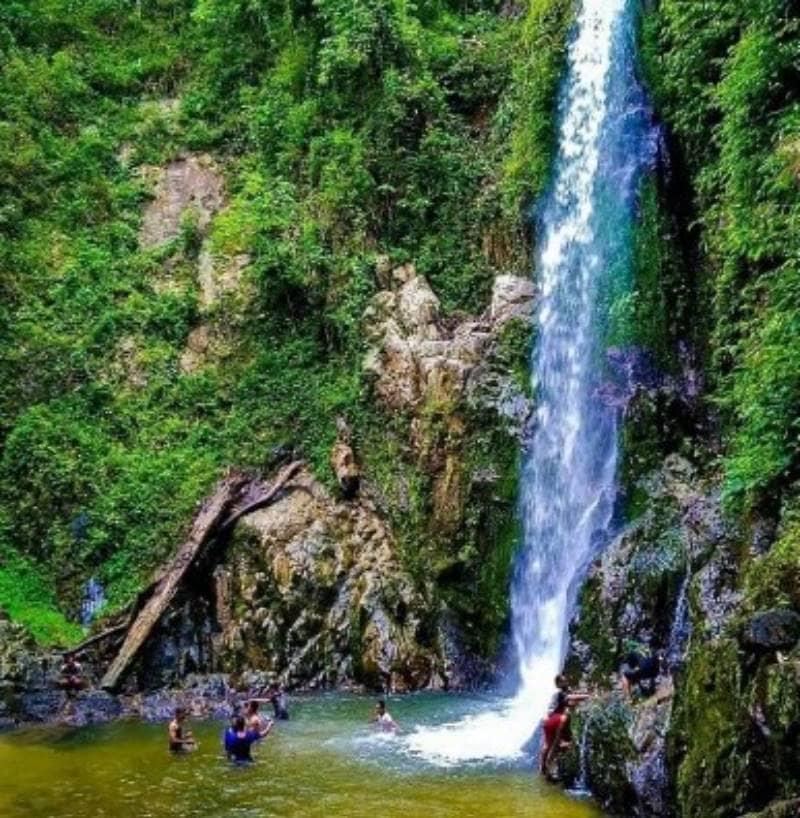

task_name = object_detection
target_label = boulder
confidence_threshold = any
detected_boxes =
[740,799,800,818]
[489,274,535,324]
[330,441,360,499]
[741,609,800,653]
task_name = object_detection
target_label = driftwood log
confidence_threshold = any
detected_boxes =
[99,461,303,691]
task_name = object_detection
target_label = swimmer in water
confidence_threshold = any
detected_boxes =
[168,707,196,752]
[245,699,272,732]
[224,715,272,763]
[371,699,398,733]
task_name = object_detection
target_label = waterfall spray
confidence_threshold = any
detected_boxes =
[406,0,658,763]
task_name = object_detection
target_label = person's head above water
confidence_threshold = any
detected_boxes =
[376,699,386,715]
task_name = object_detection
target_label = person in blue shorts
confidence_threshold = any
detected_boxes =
[224,715,272,762]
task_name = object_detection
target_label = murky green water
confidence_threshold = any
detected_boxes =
[0,693,602,818]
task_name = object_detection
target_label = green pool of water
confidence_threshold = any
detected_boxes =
[0,693,603,818]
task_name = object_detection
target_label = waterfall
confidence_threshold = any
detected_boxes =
[568,715,594,796]
[667,572,692,670]
[405,0,658,764]
[80,577,106,626]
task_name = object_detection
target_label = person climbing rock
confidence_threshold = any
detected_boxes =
[57,653,86,695]
[168,707,196,752]
[539,675,589,778]
[621,649,663,698]
[224,715,272,763]
[371,699,398,732]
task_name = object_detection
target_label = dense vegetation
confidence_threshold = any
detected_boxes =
[643,0,800,506]
[638,2,800,815]
[0,0,574,645]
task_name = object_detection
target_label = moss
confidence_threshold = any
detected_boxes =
[578,698,638,812]
[570,575,617,682]
[495,317,534,397]
[744,513,800,611]
[435,399,521,658]
[676,638,751,818]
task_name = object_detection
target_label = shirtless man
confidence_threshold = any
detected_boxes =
[168,707,196,752]
[245,699,273,733]
[371,699,398,733]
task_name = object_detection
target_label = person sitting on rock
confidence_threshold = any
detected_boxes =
[371,699,398,732]
[57,653,86,695]
[168,707,196,752]
[539,675,589,778]
[621,650,663,698]
[224,715,272,763]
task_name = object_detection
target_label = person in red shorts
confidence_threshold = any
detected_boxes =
[539,674,589,778]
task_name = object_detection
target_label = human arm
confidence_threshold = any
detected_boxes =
[566,692,590,706]
[169,722,195,747]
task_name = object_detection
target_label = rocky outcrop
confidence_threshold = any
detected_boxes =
[363,262,534,434]
[139,154,224,248]
[564,453,800,818]
[0,614,122,727]
[740,609,800,653]
[135,467,443,693]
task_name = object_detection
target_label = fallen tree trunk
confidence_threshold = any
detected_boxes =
[218,459,304,534]
[100,472,247,691]
[99,461,304,692]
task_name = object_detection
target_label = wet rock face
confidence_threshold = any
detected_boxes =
[568,455,734,683]
[563,456,746,816]
[0,616,122,727]
[566,450,800,817]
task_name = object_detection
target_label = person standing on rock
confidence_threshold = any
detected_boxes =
[620,649,662,698]
[539,675,588,778]
[168,707,196,752]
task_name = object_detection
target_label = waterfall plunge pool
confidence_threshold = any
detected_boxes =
[0,692,603,818]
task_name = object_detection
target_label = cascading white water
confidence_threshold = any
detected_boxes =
[406,0,658,764]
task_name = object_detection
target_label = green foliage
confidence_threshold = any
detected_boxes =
[499,0,575,209]
[643,1,800,506]
[0,538,82,646]
[0,0,573,646]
